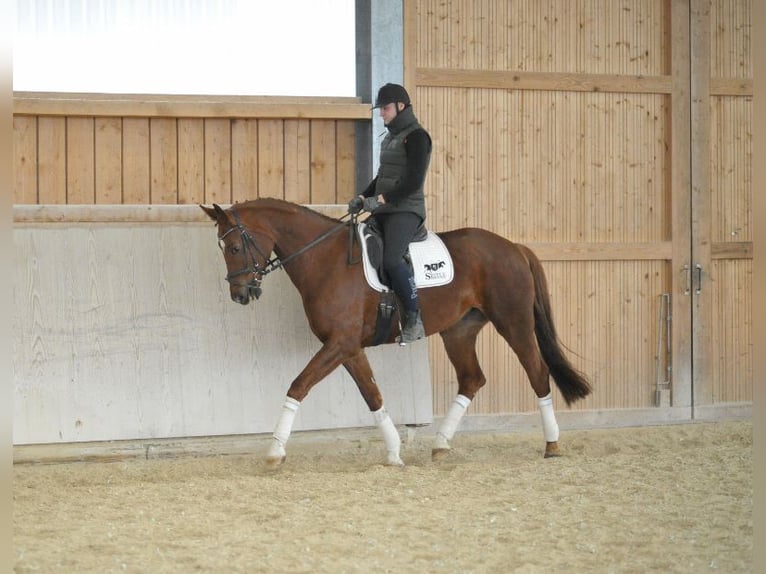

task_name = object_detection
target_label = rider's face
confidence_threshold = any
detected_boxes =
[380,102,404,126]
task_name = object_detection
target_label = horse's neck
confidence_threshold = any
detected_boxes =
[267,210,340,283]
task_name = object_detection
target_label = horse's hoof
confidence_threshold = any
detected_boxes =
[265,455,286,469]
[544,441,562,458]
[385,454,405,467]
[431,447,451,461]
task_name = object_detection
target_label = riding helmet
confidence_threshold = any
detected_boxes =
[373,83,411,108]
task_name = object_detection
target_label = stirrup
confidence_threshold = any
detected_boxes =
[397,311,425,345]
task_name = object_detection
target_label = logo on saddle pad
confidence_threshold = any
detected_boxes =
[358,222,454,292]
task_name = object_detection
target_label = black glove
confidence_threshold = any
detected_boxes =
[347,196,364,214]
[363,196,380,212]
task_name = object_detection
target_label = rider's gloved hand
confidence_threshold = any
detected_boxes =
[347,196,364,214]
[362,196,380,213]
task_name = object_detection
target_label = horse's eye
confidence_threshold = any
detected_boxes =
[229,245,240,255]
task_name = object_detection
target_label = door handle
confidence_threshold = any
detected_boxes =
[695,263,703,295]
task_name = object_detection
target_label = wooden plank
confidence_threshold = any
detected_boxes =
[37,117,67,204]
[66,117,95,204]
[309,120,337,204]
[177,119,205,205]
[711,242,753,260]
[669,0,693,409]
[525,242,672,261]
[122,118,150,204]
[336,120,357,202]
[13,203,349,224]
[14,93,371,120]
[416,68,674,94]
[710,78,753,96]
[257,119,285,198]
[94,117,122,204]
[690,0,713,407]
[283,119,311,204]
[231,119,259,203]
[204,119,232,204]
[13,115,37,204]
[149,118,178,204]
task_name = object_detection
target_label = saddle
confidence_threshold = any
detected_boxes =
[357,219,454,346]
[362,216,427,287]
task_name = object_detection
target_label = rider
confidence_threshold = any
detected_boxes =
[348,83,433,344]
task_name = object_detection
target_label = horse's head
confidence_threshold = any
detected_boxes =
[200,203,276,305]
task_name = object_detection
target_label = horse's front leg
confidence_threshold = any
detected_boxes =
[266,340,350,467]
[343,350,404,467]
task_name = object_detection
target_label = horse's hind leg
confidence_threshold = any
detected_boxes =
[343,350,404,467]
[433,311,488,460]
[489,312,562,458]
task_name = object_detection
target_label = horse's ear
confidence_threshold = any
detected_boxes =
[200,204,218,222]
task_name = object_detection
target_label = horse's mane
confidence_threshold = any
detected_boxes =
[236,197,342,226]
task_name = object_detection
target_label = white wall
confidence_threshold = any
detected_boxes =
[13,220,432,445]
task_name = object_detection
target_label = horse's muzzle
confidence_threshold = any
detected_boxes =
[231,283,262,305]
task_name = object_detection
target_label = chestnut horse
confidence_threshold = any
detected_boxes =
[201,198,591,467]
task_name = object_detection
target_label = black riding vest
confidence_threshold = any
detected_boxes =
[374,106,428,220]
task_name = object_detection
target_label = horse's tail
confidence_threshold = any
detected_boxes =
[520,245,592,406]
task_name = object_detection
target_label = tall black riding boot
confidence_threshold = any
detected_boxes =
[389,262,425,344]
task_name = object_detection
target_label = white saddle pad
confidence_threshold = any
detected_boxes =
[358,222,454,293]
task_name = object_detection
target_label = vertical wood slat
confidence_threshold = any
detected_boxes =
[336,120,357,201]
[150,118,178,204]
[37,117,67,204]
[232,119,259,203]
[178,119,205,205]
[257,119,285,199]
[66,117,95,204]
[122,118,150,204]
[13,116,37,204]
[283,119,311,204]
[204,119,232,204]
[309,120,337,204]
[690,0,714,407]
[94,117,122,204]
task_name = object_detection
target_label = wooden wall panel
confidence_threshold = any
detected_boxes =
[284,119,311,204]
[231,119,259,202]
[416,0,668,75]
[177,118,205,205]
[710,96,751,243]
[410,0,752,418]
[336,120,357,201]
[204,119,232,204]
[122,118,150,204]
[37,117,67,204]
[66,117,95,203]
[418,87,669,243]
[149,118,178,204]
[257,119,285,198]
[13,96,364,206]
[710,0,752,78]
[710,259,752,403]
[309,120,337,204]
[94,117,122,204]
[13,116,37,204]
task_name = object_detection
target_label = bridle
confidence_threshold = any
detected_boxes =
[217,206,353,300]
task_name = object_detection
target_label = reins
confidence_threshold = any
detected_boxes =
[223,206,357,282]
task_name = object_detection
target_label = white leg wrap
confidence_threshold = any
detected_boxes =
[434,394,471,450]
[267,397,300,460]
[373,406,403,466]
[538,392,560,442]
